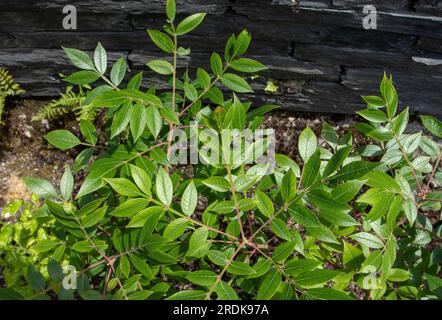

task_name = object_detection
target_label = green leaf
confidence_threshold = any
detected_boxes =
[350,232,384,249]
[110,198,148,217]
[343,241,363,269]
[197,68,211,89]
[273,241,297,263]
[63,47,95,70]
[404,199,417,226]
[0,288,23,300]
[187,227,210,258]
[176,13,207,36]
[129,164,152,197]
[365,171,401,193]
[233,30,251,57]
[94,42,107,74]
[93,89,161,108]
[23,177,57,198]
[301,149,321,188]
[281,169,297,204]
[215,281,239,300]
[186,270,217,287]
[230,58,267,73]
[80,290,103,300]
[163,218,189,240]
[110,57,127,86]
[331,161,379,181]
[308,189,357,227]
[48,259,64,282]
[160,107,179,124]
[184,82,198,101]
[80,120,98,145]
[303,288,354,300]
[64,70,101,85]
[77,158,120,198]
[392,107,409,135]
[212,200,235,214]
[255,190,274,217]
[322,145,352,178]
[82,206,107,228]
[246,104,279,121]
[33,240,61,253]
[249,259,272,279]
[27,265,45,292]
[233,174,257,192]
[130,256,154,280]
[105,178,142,197]
[156,168,173,206]
[128,72,143,90]
[365,191,395,222]
[420,137,440,157]
[426,274,442,298]
[111,102,132,138]
[295,269,340,287]
[166,0,176,22]
[147,59,174,75]
[331,181,364,203]
[130,102,147,142]
[285,259,321,276]
[221,73,253,93]
[403,132,422,154]
[181,181,198,216]
[60,166,74,200]
[146,106,162,139]
[210,52,223,76]
[288,204,339,244]
[45,130,81,150]
[306,225,339,244]
[166,290,207,300]
[147,30,175,53]
[229,94,247,130]
[298,127,317,163]
[362,95,385,108]
[271,218,292,241]
[256,269,282,300]
[421,115,442,138]
[357,109,387,123]
[288,205,320,228]
[127,206,164,228]
[202,177,230,193]
[207,250,228,267]
[228,261,255,276]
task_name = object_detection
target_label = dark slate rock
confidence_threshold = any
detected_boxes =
[0,0,441,116]
[0,32,15,48]
[0,11,131,32]
[0,0,229,14]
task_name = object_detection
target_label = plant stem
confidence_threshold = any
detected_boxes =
[388,120,424,196]
[226,166,247,241]
[178,64,229,117]
[424,152,442,195]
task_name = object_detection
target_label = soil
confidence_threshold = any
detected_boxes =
[0,99,78,207]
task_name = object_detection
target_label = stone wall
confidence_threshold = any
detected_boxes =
[0,0,441,115]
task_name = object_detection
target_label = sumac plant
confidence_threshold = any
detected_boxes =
[1,1,441,301]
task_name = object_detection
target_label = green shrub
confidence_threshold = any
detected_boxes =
[0,0,441,300]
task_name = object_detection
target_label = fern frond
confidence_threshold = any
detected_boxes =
[74,103,98,121]
[0,93,6,125]
[32,89,85,121]
[0,68,25,124]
